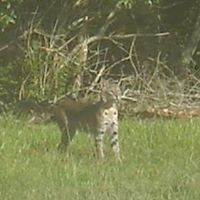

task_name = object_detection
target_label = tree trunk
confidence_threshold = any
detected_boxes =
[182,10,200,67]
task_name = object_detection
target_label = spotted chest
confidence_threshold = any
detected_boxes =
[96,104,118,134]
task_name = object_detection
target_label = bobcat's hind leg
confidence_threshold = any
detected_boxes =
[56,112,75,152]
[58,124,76,152]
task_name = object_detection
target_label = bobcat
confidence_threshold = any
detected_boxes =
[53,79,121,160]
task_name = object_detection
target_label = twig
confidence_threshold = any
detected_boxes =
[166,92,200,99]
[86,65,107,95]
[129,36,138,75]
[110,32,170,39]
[104,57,130,73]
[19,73,31,100]
[153,1,187,10]
[121,95,138,102]
[0,45,8,52]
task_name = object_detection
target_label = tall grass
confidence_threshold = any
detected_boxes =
[0,116,200,200]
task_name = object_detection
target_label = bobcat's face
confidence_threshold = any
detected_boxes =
[106,85,121,102]
[100,79,121,103]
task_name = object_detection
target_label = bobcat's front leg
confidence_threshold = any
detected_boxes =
[111,130,121,161]
[110,115,121,161]
[95,131,105,159]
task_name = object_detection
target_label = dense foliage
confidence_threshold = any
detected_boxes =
[0,0,24,31]
[0,0,200,107]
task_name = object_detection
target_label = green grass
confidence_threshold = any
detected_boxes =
[1,116,200,200]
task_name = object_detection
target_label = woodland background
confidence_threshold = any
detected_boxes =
[1,0,200,115]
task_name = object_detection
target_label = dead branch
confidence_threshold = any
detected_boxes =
[86,64,107,95]
[19,73,31,100]
[121,95,138,102]
[69,32,170,60]
[129,36,138,75]
[0,45,8,52]
[110,32,170,39]
[104,57,130,74]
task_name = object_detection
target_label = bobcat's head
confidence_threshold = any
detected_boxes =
[100,78,121,103]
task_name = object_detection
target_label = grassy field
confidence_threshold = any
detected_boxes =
[0,115,200,200]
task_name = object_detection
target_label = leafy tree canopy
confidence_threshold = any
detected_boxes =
[0,0,24,31]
